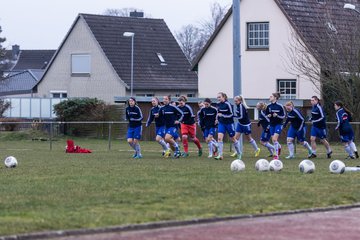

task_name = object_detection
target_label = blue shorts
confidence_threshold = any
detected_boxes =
[236,123,251,135]
[127,126,142,140]
[340,132,354,143]
[270,124,283,136]
[166,127,179,139]
[311,126,327,139]
[261,130,271,142]
[204,128,216,138]
[218,123,235,137]
[287,126,306,142]
[156,126,166,138]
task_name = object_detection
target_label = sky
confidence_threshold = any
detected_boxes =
[0,0,232,50]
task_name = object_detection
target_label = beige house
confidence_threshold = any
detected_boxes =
[192,0,352,100]
[36,13,198,103]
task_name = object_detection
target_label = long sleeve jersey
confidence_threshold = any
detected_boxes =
[178,104,195,125]
[311,104,326,129]
[125,105,143,128]
[335,108,353,135]
[217,101,234,125]
[284,108,305,131]
[265,102,285,126]
[146,105,165,127]
[158,104,184,128]
[235,103,251,125]
[258,110,270,130]
[199,106,218,129]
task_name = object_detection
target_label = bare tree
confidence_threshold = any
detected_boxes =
[103,8,146,17]
[0,25,7,79]
[175,2,229,62]
[286,4,360,122]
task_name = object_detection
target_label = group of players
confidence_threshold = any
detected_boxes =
[125,92,359,160]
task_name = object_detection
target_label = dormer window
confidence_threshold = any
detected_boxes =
[156,53,167,66]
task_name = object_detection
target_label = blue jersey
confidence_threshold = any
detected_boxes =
[311,104,326,129]
[146,105,165,128]
[258,110,270,130]
[178,104,195,125]
[265,102,285,126]
[199,106,218,129]
[235,103,251,125]
[284,108,305,131]
[335,108,353,135]
[159,104,184,128]
[217,101,234,125]
[197,108,205,130]
[125,105,143,128]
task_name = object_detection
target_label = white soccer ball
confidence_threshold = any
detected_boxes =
[4,156,18,168]
[255,159,270,172]
[299,159,315,174]
[269,159,283,172]
[230,159,245,172]
[329,160,346,174]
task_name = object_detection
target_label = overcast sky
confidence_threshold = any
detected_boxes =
[0,0,232,50]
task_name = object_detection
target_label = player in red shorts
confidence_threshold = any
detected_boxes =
[177,96,203,157]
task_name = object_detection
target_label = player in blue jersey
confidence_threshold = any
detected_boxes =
[334,101,358,159]
[309,96,332,158]
[198,98,218,158]
[265,92,284,159]
[233,95,261,157]
[283,101,314,159]
[197,100,206,140]
[146,97,169,156]
[177,96,203,157]
[214,92,242,160]
[125,97,143,159]
[159,95,184,158]
[256,102,275,157]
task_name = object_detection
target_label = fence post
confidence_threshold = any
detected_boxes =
[108,122,112,151]
[49,122,53,151]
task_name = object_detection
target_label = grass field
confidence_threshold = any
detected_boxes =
[0,135,360,236]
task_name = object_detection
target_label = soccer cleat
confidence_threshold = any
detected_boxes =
[134,154,142,159]
[327,151,333,159]
[308,153,317,159]
[346,155,355,160]
[181,152,189,158]
[164,149,171,158]
[268,154,274,158]
[162,151,165,156]
[255,148,261,157]
[207,154,213,158]
[214,155,223,160]
[273,155,279,160]
[230,152,237,157]
[355,151,359,159]
[174,151,181,158]
[198,148,203,157]
[285,155,294,159]
[132,153,137,158]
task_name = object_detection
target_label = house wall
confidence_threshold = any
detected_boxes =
[37,17,126,103]
[198,0,320,99]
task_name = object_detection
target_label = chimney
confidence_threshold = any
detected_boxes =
[130,11,144,18]
[12,45,20,59]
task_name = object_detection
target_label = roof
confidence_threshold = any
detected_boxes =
[192,0,359,71]
[0,70,41,96]
[11,50,55,71]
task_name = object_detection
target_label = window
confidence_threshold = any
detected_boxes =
[135,93,154,97]
[187,93,195,98]
[156,53,167,66]
[277,79,297,99]
[247,22,269,49]
[71,54,91,75]
[51,91,67,99]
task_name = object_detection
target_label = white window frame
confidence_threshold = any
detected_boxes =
[247,22,269,49]
[71,54,91,75]
[50,90,68,99]
[277,79,297,99]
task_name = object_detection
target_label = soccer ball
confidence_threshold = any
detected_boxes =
[299,159,315,174]
[269,159,283,172]
[4,156,18,168]
[329,160,346,174]
[255,159,270,172]
[230,159,245,172]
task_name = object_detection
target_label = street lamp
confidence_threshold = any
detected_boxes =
[344,3,360,14]
[123,32,135,96]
